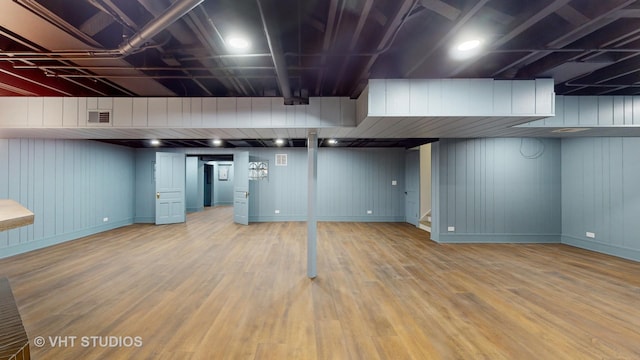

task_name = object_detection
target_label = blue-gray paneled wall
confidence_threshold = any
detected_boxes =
[318,148,405,221]
[186,157,204,212]
[133,147,407,223]
[0,139,135,258]
[134,149,156,223]
[248,148,406,222]
[561,137,640,261]
[431,142,441,241]
[248,149,307,222]
[434,138,561,243]
[211,161,234,206]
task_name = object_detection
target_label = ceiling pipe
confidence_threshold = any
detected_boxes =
[0,0,203,61]
[256,0,294,104]
[118,0,204,55]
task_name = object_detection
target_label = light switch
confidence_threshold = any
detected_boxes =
[392,180,397,186]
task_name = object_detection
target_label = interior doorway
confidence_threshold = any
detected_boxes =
[185,154,234,213]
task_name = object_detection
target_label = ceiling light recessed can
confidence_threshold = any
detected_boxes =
[328,139,338,145]
[226,36,251,51]
[456,39,482,52]
[275,139,285,146]
[212,139,223,146]
[150,139,160,146]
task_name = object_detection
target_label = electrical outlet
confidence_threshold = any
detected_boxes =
[586,231,595,239]
[103,217,109,222]
[274,210,280,214]
[447,226,455,232]
[392,180,397,186]
[367,210,373,214]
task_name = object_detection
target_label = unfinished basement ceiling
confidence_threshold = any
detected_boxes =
[95,138,437,148]
[2,0,640,99]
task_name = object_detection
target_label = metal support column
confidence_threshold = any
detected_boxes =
[307,130,318,279]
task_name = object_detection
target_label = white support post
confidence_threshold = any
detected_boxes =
[307,130,318,279]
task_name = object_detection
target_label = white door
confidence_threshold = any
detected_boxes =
[405,150,420,226]
[234,151,249,225]
[155,152,186,225]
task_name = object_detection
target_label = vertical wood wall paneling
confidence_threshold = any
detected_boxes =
[523,95,640,128]
[366,79,554,117]
[132,98,149,127]
[148,98,168,127]
[561,137,640,261]
[27,97,43,127]
[202,98,217,127]
[0,140,135,258]
[437,138,561,243]
[63,97,79,127]
[0,140,8,246]
[43,98,63,127]
[431,141,440,241]
[0,96,356,129]
[113,98,133,127]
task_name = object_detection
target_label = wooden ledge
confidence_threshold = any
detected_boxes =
[0,278,30,360]
[0,200,34,232]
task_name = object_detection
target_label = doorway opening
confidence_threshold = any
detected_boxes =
[185,154,235,214]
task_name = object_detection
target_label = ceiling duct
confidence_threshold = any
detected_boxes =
[118,0,204,55]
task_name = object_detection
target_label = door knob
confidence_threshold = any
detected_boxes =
[245,191,249,198]
[156,192,160,199]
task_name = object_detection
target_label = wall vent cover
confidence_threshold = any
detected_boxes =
[275,154,287,166]
[88,110,111,124]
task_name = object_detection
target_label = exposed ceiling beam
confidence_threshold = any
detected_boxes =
[331,0,374,95]
[450,0,572,77]
[0,63,73,96]
[419,0,461,21]
[512,2,640,79]
[555,4,590,27]
[183,6,250,95]
[79,11,114,36]
[492,0,634,79]
[404,0,489,77]
[349,0,416,97]
[314,0,339,96]
[257,0,293,103]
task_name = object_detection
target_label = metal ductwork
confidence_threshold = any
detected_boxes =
[118,0,204,56]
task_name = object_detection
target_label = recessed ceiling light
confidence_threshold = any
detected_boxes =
[226,36,251,51]
[456,39,482,52]
[212,139,223,146]
[150,139,160,146]
[274,139,285,146]
[328,139,338,145]
[450,38,484,60]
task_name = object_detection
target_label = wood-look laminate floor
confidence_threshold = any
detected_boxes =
[1,206,640,359]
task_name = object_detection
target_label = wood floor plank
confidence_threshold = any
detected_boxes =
[0,206,639,359]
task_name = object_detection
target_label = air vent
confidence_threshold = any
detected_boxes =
[275,153,287,166]
[88,110,111,124]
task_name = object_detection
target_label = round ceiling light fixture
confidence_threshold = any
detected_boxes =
[226,36,251,51]
[456,39,482,52]
[274,139,285,146]
[450,38,484,60]
[150,139,161,146]
[212,139,223,146]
